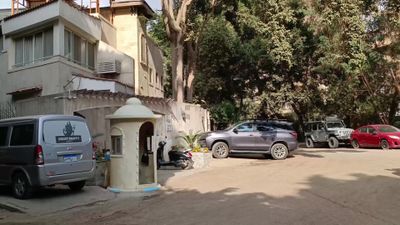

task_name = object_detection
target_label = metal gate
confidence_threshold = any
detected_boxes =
[0,102,16,120]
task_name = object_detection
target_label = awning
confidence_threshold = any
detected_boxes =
[7,86,42,95]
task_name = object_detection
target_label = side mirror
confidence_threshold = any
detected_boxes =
[372,131,378,135]
[233,128,238,134]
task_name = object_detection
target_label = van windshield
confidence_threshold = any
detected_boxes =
[43,120,91,144]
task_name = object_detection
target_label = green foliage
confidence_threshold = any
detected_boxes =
[209,101,238,127]
[176,131,202,149]
[153,0,400,128]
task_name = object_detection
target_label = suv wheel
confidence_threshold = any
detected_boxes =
[328,137,339,148]
[380,139,390,150]
[212,142,229,159]
[305,137,314,148]
[68,180,86,191]
[12,172,33,199]
[270,143,288,160]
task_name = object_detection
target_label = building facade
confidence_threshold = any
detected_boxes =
[0,0,210,152]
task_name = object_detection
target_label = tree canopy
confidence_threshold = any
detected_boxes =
[149,0,400,130]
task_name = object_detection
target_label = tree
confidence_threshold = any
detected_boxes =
[162,0,194,103]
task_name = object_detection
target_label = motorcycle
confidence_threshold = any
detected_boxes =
[157,141,194,170]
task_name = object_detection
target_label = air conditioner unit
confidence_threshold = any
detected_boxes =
[97,60,121,75]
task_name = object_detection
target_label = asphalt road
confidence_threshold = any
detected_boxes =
[2,148,400,225]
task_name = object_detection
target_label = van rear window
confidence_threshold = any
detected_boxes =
[43,120,90,144]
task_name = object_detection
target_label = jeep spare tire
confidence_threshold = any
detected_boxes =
[328,137,339,148]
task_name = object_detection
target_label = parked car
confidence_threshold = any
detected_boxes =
[350,124,400,150]
[198,120,298,160]
[304,117,353,148]
[0,115,96,199]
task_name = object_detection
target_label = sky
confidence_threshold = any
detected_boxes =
[0,0,161,10]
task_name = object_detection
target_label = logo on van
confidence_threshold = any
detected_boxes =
[56,122,82,143]
[63,122,75,137]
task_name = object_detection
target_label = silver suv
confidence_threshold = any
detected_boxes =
[304,118,353,148]
[199,121,298,160]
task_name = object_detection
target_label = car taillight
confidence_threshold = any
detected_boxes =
[35,145,44,165]
[290,132,298,139]
[188,152,192,157]
[92,142,97,160]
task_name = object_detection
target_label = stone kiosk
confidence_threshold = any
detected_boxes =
[106,98,160,192]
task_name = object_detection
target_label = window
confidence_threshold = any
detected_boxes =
[43,29,53,57]
[312,123,318,131]
[0,127,8,146]
[43,120,91,144]
[236,123,253,132]
[73,34,81,63]
[359,127,367,133]
[15,38,23,65]
[256,124,273,132]
[0,36,3,51]
[149,68,153,83]
[378,125,399,133]
[88,42,95,69]
[367,127,376,134]
[14,28,53,67]
[64,29,95,70]
[111,136,122,155]
[140,35,147,64]
[305,124,311,132]
[0,26,3,50]
[156,72,159,84]
[64,30,72,59]
[10,124,34,146]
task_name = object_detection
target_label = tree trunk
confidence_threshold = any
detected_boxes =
[388,90,399,124]
[291,103,305,133]
[172,43,184,103]
[388,69,400,124]
[186,43,196,102]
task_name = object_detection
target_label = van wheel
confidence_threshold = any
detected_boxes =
[68,181,86,191]
[12,172,33,199]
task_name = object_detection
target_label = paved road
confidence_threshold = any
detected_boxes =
[2,148,400,225]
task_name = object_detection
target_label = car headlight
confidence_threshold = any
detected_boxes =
[388,135,400,140]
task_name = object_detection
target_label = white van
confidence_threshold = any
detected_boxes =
[0,115,95,199]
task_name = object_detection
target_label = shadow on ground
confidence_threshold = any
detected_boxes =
[4,171,400,225]
[295,148,367,158]
[0,185,88,200]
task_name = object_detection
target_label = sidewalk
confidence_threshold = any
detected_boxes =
[0,185,116,216]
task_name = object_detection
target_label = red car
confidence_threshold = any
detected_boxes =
[350,124,400,149]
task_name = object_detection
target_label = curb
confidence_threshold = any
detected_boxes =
[0,203,24,213]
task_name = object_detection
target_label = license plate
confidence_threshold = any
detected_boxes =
[64,154,79,162]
